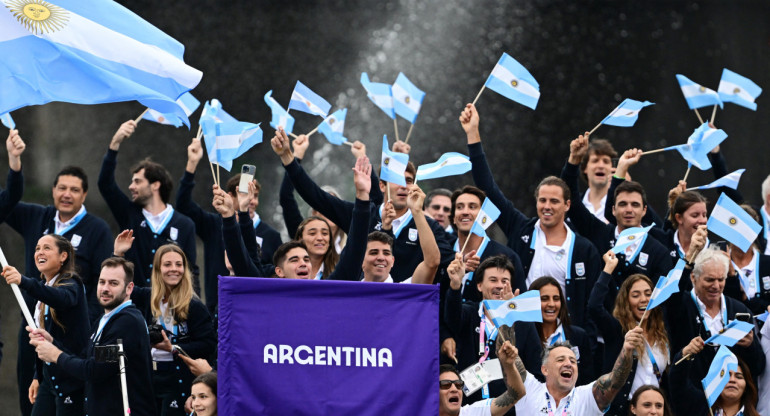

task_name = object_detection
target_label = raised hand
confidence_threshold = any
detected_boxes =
[6,129,25,171]
[685,225,708,263]
[350,140,367,159]
[2,265,22,285]
[615,148,643,179]
[110,120,136,151]
[602,250,618,274]
[293,134,310,160]
[567,133,589,165]
[113,229,135,257]
[212,185,234,218]
[353,156,372,201]
[447,252,466,290]
[392,140,411,154]
[682,336,705,357]
[459,103,480,143]
[380,200,396,231]
[186,137,203,172]
[270,127,294,165]
[236,181,256,212]
[406,184,425,213]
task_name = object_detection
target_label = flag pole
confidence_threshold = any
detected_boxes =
[710,104,718,125]
[216,163,220,188]
[640,147,670,155]
[393,118,400,142]
[0,247,37,330]
[460,234,472,255]
[305,125,320,137]
[471,85,486,106]
[387,185,391,202]
[134,108,149,124]
[694,109,704,124]
[588,121,603,135]
[404,123,415,145]
[197,127,218,187]
[342,141,354,147]
[682,167,691,183]
[674,353,692,365]
[637,308,650,328]
[482,303,507,343]
[289,132,299,139]
[704,391,714,416]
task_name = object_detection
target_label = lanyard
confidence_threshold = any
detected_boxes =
[144,206,175,235]
[55,207,87,236]
[731,251,760,299]
[690,290,727,337]
[643,340,662,384]
[545,389,573,416]
[378,204,413,238]
[94,301,132,342]
[530,225,576,282]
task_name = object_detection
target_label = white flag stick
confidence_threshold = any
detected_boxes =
[711,104,718,125]
[640,147,670,155]
[134,108,149,124]
[588,121,603,135]
[694,109,704,124]
[404,123,415,145]
[471,85,486,106]
[682,167,691,183]
[342,141,354,147]
[393,118,400,142]
[0,247,37,329]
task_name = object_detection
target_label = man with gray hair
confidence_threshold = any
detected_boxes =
[425,188,453,233]
[758,174,770,254]
[666,225,765,387]
[513,329,643,415]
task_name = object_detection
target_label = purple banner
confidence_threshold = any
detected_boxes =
[218,276,439,415]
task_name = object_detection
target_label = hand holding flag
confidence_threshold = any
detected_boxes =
[475,53,540,109]
[1,112,16,130]
[482,290,543,329]
[701,346,738,407]
[380,135,409,187]
[704,320,754,347]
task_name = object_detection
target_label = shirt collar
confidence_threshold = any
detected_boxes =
[55,204,85,229]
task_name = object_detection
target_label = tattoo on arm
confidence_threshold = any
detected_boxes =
[514,356,527,382]
[493,389,520,408]
[592,349,633,409]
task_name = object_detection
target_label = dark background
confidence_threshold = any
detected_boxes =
[1,0,769,410]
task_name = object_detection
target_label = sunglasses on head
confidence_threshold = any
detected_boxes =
[430,205,451,213]
[439,379,464,389]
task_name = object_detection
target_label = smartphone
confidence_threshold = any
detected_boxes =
[734,313,752,323]
[715,240,728,251]
[238,164,256,194]
[173,345,191,358]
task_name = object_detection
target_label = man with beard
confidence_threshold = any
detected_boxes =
[29,257,156,416]
[98,120,198,288]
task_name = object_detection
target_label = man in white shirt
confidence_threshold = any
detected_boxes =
[514,327,643,415]
[439,340,525,416]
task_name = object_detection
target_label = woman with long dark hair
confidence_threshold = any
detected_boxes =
[628,385,673,416]
[190,371,217,416]
[589,251,670,415]
[2,234,89,415]
[295,215,338,280]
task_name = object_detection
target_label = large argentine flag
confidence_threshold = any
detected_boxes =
[264,90,295,134]
[143,92,200,128]
[702,346,738,406]
[646,259,685,311]
[380,135,409,186]
[361,72,395,119]
[601,99,654,127]
[0,0,202,125]
[708,193,762,252]
[415,152,471,181]
[704,320,754,347]
[317,108,347,145]
[484,53,540,109]
[688,169,745,192]
[392,72,425,124]
[288,81,331,117]
[676,74,723,110]
[482,290,542,328]
[718,68,762,111]
[470,198,501,237]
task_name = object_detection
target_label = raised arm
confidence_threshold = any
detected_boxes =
[588,251,623,336]
[407,185,440,284]
[561,134,606,237]
[213,185,263,277]
[279,134,310,237]
[489,339,526,416]
[329,156,372,281]
[592,326,643,410]
[176,137,209,225]
[603,149,663,227]
[98,121,136,227]
[0,129,25,222]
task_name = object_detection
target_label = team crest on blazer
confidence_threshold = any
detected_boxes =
[521,235,530,243]
[575,262,585,277]
[408,228,418,242]
[71,234,82,248]
[170,226,179,241]
[639,252,648,266]
[763,276,770,290]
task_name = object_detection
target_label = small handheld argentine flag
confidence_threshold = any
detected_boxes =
[676,74,723,110]
[611,224,654,255]
[687,169,745,192]
[415,152,471,182]
[484,53,540,110]
[718,68,762,111]
[392,73,425,124]
[470,198,501,237]
[204,122,262,171]
[0,112,15,130]
[704,320,754,347]
[600,99,654,127]
[317,108,348,145]
[707,193,761,252]
[143,92,200,128]
[380,135,409,186]
[482,290,543,328]
[361,73,395,119]
[288,81,332,117]
[264,90,296,134]
[702,346,738,407]
[666,122,727,170]
[646,259,686,311]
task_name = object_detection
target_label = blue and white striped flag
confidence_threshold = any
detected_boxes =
[470,198,501,237]
[666,122,728,170]
[199,99,236,139]
[288,81,331,117]
[600,99,654,127]
[380,135,409,186]
[415,152,471,181]
[264,90,295,134]
[676,74,723,110]
[702,346,738,407]
[484,53,540,109]
[203,122,262,171]
[0,0,202,125]
[707,193,762,252]
[143,92,200,128]
[392,73,425,124]
[612,224,654,255]
[646,259,686,311]
[704,320,754,347]
[361,73,395,119]
[317,108,347,145]
[718,68,762,111]
[0,112,15,129]
[687,169,745,191]
[756,311,769,322]
[482,290,543,328]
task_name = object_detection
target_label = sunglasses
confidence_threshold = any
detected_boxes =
[439,379,464,389]
[430,205,451,213]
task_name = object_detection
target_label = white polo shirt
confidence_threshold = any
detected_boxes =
[460,399,492,416]
[514,371,604,415]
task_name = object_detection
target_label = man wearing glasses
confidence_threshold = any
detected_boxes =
[439,340,525,416]
[425,188,453,233]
